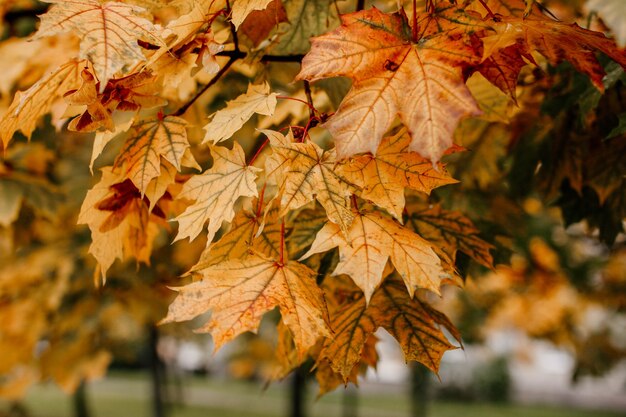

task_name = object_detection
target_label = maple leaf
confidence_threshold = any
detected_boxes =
[161,0,220,50]
[113,116,193,195]
[191,199,282,270]
[78,169,161,280]
[315,334,377,395]
[271,0,339,54]
[406,201,494,270]
[34,0,166,92]
[0,171,63,227]
[162,255,331,355]
[479,0,626,91]
[240,0,288,47]
[0,60,83,149]
[320,276,456,380]
[65,71,167,133]
[302,210,446,302]
[173,142,260,243]
[231,0,273,29]
[203,83,277,144]
[587,0,626,47]
[297,8,480,163]
[264,130,355,236]
[336,130,457,221]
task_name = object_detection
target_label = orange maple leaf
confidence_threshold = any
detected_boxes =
[297,8,480,163]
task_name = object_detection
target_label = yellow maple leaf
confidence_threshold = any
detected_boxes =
[143,159,177,212]
[173,142,260,243]
[320,276,456,380]
[297,8,480,163]
[264,129,355,236]
[0,60,83,148]
[114,116,194,196]
[203,83,277,144]
[337,130,457,221]
[192,199,281,270]
[301,210,446,302]
[33,0,166,92]
[231,0,273,29]
[162,255,331,356]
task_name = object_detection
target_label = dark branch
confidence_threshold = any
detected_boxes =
[172,58,236,116]
[303,80,315,120]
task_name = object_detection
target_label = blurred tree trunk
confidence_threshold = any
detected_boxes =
[342,384,358,417]
[73,380,90,417]
[149,325,167,417]
[410,363,431,417]
[290,366,307,417]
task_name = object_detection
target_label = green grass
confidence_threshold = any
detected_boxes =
[1,371,624,417]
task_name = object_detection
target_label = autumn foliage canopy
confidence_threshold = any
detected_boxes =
[0,0,625,396]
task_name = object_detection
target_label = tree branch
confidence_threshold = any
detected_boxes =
[172,57,236,116]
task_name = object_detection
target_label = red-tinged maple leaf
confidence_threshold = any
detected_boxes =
[65,71,167,133]
[297,8,481,163]
[240,0,287,46]
[476,0,626,91]
[78,170,165,281]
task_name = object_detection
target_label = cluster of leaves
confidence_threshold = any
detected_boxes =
[0,0,625,396]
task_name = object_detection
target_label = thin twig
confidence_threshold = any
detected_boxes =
[279,220,285,265]
[412,0,418,41]
[477,0,497,20]
[248,137,270,166]
[303,80,316,120]
[225,0,239,50]
[172,57,236,116]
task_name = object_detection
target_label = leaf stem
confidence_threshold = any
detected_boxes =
[351,194,360,211]
[248,137,270,166]
[279,219,285,265]
[276,95,319,116]
[256,183,266,218]
[225,0,240,51]
[477,0,497,20]
[412,0,418,41]
[303,80,316,120]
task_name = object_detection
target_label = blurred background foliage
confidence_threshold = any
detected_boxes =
[0,0,624,416]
